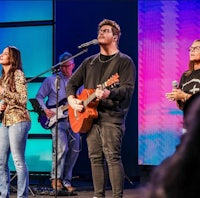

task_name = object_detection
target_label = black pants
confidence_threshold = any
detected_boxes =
[86,122,125,198]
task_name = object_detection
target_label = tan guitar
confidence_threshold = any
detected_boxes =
[68,73,119,133]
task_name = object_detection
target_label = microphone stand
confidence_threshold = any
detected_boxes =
[53,72,60,197]
[26,49,88,83]
[26,48,88,198]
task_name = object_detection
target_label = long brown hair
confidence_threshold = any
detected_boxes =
[1,46,23,91]
[185,39,200,76]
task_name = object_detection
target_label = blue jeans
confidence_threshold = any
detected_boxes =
[87,122,125,198]
[0,121,31,198]
[51,120,80,186]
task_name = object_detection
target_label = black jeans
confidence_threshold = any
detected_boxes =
[86,122,125,198]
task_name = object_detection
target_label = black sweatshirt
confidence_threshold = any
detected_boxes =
[66,52,136,125]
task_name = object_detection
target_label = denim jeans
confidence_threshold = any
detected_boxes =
[86,122,125,198]
[51,120,80,186]
[0,121,31,198]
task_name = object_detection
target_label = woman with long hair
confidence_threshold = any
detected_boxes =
[0,46,31,198]
[166,39,200,110]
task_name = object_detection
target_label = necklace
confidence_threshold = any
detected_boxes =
[98,52,119,63]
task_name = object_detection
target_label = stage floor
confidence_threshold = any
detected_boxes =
[9,166,153,198]
[9,178,143,198]
[10,188,142,198]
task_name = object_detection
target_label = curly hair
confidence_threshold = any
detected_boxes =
[98,19,121,40]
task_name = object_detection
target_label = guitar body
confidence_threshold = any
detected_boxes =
[68,89,99,133]
[68,73,119,133]
[38,114,51,129]
[30,98,68,129]
[38,105,68,129]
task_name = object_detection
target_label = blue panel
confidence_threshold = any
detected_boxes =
[0,0,53,22]
[27,82,51,134]
[9,139,52,172]
[1,0,54,174]
[0,26,53,77]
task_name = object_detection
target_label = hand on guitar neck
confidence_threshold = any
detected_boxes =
[68,81,112,110]
[95,85,110,100]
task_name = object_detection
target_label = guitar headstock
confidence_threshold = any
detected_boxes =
[104,73,119,88]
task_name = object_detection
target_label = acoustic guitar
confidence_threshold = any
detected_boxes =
[68,73,119,133]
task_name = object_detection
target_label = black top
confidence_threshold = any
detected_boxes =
[178,69,200,109]
[66,52,136,125]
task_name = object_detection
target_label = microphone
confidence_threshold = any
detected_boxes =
[55,76,61,90]
[78,39,98,49]
[172,80,179,88]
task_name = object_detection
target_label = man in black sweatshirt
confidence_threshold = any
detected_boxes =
[66,19,136,198]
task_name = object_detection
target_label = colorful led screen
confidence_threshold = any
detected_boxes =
[138,0,200,165]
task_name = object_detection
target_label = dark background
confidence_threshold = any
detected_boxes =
[55,0,138,180]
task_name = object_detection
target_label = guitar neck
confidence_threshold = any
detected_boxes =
[83,82,107,107]
[61,104,68,111]
[84,92,96,107]
[81,72,120,107]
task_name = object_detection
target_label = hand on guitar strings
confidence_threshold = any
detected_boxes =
[44,108,56,118]
[95,85,110,100]
[68,95,83,111]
